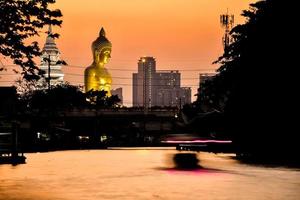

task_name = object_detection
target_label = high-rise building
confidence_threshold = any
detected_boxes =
[133,57,156,107]
[154,70,180,107]
[179,87,192,107]
[39,26,64,87]
[133,57,191,107]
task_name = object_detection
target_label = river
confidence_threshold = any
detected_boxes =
[1,148,300,200]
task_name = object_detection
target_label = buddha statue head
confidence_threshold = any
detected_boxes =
[91,27,112,66]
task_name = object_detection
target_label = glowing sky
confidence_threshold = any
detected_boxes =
[0,0,256,105]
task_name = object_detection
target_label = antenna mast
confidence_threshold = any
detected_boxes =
[220,10,234,54]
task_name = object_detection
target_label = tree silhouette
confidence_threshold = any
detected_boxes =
[20,83,86,111]
[199,0,298,160]
[85,90,121,108]
[0,0,62,80]
[14,77,47,95]
[19,86,122,112]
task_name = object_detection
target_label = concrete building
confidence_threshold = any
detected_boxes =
[133,57,191,108]
[179,87,192,107]
[39,26,64,87]
[133,57,156,107]
[155,70,180,107]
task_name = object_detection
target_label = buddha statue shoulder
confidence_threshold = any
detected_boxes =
[84,27,112,96]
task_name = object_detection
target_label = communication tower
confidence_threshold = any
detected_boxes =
[220,10,234,54]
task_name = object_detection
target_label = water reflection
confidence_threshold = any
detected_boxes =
[1,149,300,200]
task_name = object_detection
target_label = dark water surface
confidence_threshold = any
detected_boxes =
[1,148,300,200]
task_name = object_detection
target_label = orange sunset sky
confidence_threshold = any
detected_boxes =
[0,0,255,106]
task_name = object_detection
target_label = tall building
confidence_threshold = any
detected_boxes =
[133,57,191,107]
[179,87,192,107]
[133,57,156,107]
[39,26,64,86]
[155,70,180,107]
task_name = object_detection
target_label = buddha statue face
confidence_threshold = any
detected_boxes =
[101,49,111,64]
[92,28,112,67]
[94,47,111,65]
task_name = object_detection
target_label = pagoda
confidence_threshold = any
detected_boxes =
[40,25,64,86]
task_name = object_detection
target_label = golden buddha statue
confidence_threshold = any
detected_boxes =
[84,27,112,96]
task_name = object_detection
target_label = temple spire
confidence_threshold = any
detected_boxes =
[43,25,58,52]
[39,24,64,87]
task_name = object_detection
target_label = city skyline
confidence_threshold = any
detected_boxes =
[0,0,255,106]
[133,56,191,108]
